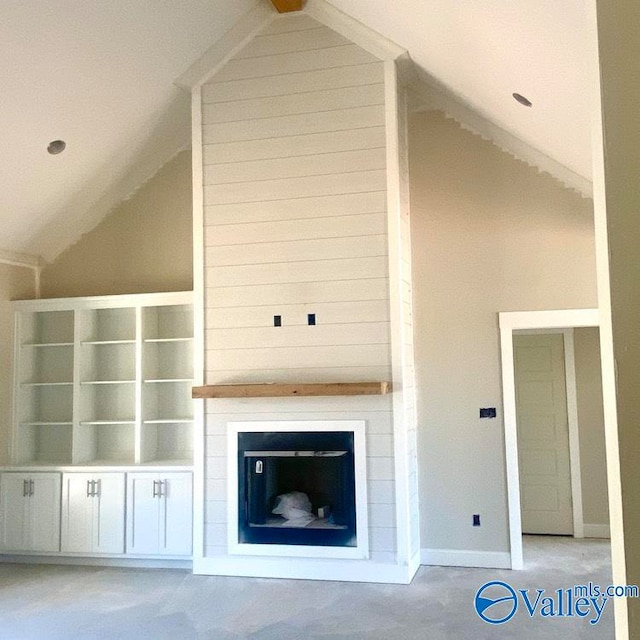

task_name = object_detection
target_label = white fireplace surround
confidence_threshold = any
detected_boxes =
[227,420,369,560]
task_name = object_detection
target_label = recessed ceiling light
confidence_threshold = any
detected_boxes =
[512,93,532,107]
[47,140,66,155]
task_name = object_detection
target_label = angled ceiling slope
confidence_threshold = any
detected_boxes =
[321,0,593,197]
[0,0,258,264]
[1,0,592,267]
[180,0,593,197]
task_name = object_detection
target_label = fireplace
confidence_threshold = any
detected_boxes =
[228,421,369,560]
[238,431,356,547]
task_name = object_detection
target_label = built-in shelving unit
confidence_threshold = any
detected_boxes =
[141,305,194,464]
[16,310,75,464]
[12,292,194,467]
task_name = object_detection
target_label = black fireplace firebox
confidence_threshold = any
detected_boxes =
[237,431,357,547]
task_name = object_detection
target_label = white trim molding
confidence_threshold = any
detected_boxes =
[304,0,406,62]
[420,549,511,570]
[0,248,41,270]
[176,0,408,92]
[0,248,42,297]
[175,3,276,90]
[562,329,585,539]
[0,555,191,570]
[499,309,600,570]
[193,555,412,584]
[190,83,206,569]
[407,68,593,198]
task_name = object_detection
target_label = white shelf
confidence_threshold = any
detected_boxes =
[82,340,136,346]
[13,292,193,467]
[21,342,74,348]
[81,380,136,385]
[21,382,73,387]
[79,420,137,426]
[20,422,73,427]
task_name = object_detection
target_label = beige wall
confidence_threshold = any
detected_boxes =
[596,0,640,632]
[574,327,609,529]
[410,110,598,552]
[0,264,37,464]
[40,150,193,298]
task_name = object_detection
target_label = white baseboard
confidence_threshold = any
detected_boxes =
[421,548,511,569]
[408,549,421,581]
[0,555,192,570]
[194,555,412,584]
[583,524,610,539]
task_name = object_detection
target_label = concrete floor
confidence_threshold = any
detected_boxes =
[0,536,613,639]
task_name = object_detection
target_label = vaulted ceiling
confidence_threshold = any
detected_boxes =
[1,0,592,263]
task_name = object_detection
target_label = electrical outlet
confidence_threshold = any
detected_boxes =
[479,407,496,419]
[307,313,316,325]
[273,315,282,327]
[473,514,481,527]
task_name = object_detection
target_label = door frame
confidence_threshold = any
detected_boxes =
[499,308,599,569]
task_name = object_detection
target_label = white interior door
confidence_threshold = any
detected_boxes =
[514,333,573,535]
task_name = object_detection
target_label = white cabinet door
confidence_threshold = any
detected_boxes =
[61,473,125,554]
[0,473,60,553]
[0,473,30,551]
[162,473,192,556]
[126,472,192,556]
[126,474,158,554]
[28,474,62,552]
[93,474,126,553]
[61,474,94,552]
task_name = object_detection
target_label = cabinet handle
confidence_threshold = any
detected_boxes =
[29,479,34,497]
[152,480,166,498]
[23,479,28,497]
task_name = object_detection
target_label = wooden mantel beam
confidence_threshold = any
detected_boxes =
[192,382,391,399]
[271,0,303,13]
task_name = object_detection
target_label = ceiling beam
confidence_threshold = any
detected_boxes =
[271,0,303,13]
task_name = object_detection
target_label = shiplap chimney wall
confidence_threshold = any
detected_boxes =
[191,8,419,582]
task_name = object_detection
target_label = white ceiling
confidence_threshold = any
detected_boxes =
[1,0,592,263]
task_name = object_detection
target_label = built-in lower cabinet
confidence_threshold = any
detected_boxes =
[1,469,192,561]
[126,472,192,556]
[61,473,126,554]
[0,472,61,552]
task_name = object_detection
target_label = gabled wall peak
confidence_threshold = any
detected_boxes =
[176,0,408,91]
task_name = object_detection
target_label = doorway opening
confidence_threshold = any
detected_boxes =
[513,329,609,545]
[499,309,617,569]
